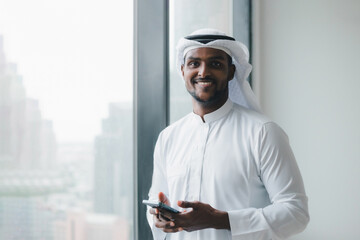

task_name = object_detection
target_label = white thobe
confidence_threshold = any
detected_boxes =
[147,99,309,240]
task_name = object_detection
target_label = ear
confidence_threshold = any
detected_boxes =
[228,64,236,81]
[181,64,185,77]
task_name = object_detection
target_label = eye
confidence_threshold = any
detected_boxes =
[188,61,199,68]
[211,61,222,68]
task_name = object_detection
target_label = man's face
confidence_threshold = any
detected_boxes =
[181,47,235,106]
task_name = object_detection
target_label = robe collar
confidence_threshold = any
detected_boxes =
[192,98,233,124]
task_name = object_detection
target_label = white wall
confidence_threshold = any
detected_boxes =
[253,0,360,239]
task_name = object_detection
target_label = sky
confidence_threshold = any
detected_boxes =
[0,0,133,142]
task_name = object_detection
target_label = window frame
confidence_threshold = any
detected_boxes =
[134,0,169,239]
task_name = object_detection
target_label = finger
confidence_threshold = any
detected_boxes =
[153,214,161,227]
[158,192,170,205]
[158,213,171,222]
[177,200,199,209]
[163,227,183,233]
[149,208,158,215]
[154,219,175,229]
[158,210,174,220]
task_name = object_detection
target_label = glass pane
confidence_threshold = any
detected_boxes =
[169,0,233,123]
[0,1,134,239]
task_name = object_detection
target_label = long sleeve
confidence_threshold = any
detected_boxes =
[146,132,168,240]
[228,122,309,240]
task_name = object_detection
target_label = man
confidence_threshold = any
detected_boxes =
[146,29,309,240]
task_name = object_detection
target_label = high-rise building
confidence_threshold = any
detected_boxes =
[0,35,61,240]
[0,35,56,169]
[93,102,133,219]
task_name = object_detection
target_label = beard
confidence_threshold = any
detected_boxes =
[188,84,229,107]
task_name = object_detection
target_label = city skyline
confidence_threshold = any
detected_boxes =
[0,1,134,238]
[0,35,57,169]
[0,34,133,143]
[0,31,134,239]
[0,0,133,142]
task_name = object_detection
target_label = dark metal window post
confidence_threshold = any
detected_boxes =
[134,0,168,239]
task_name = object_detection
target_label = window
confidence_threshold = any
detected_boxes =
[0,1,134,239]
[169,0,233,123]
[0,1,251,239]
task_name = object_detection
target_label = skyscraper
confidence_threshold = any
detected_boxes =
[0,35,56,170]
[93,102,133,219]
[0,35,62,240]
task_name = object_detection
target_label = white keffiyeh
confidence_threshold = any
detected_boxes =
[176,28,262,113]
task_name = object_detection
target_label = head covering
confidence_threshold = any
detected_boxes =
[176,28,262,113]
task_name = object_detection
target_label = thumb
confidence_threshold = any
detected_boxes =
[177,200,199,209]
[158,192,170,205]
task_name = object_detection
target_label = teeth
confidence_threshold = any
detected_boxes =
[197,82,212,86]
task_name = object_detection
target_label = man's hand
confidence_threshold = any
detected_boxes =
[158,200,230,232]
[148,192,183,233]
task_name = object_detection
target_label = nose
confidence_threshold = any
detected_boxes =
[197,63,210,78]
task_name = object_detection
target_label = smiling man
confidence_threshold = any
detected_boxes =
[182,47,235,117]
[146,29,309,240]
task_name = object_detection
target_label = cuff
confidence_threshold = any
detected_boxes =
[228,208,271,240]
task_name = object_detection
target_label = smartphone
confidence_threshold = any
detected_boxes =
[142,200,180,213]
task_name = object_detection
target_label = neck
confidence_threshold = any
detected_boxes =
[192,95,228,122]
